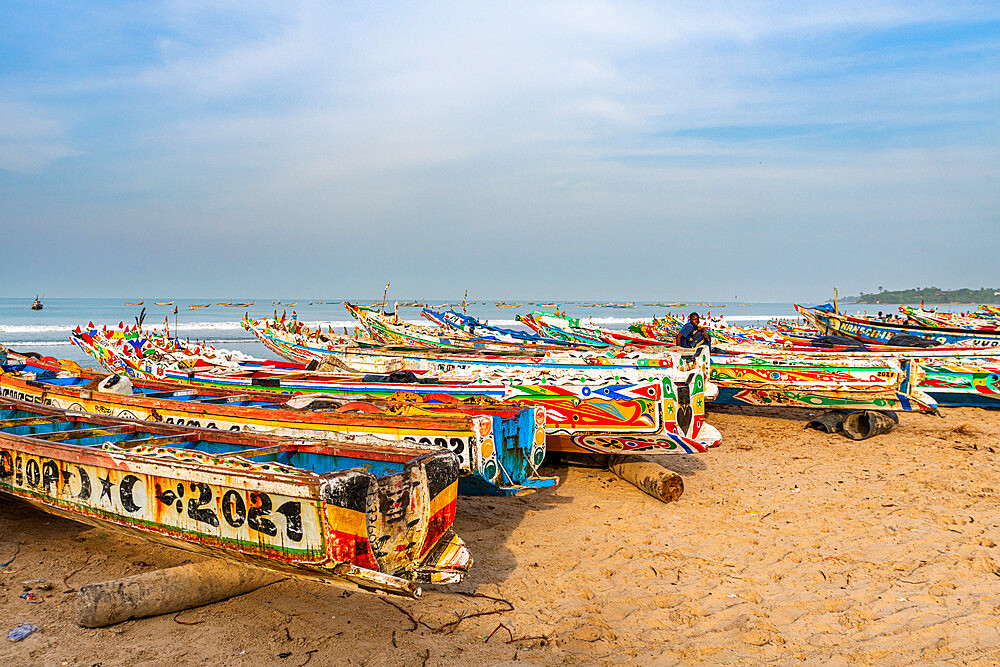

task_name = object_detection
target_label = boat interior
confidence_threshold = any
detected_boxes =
[4,360,517,422]
[0,401,416,477]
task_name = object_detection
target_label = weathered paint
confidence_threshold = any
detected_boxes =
[0,399,471,597]
[0,360,555,497]
[70,326,722,454]
[708,357,936,411]
[916,363,1000,408]
[796,305,1000,347]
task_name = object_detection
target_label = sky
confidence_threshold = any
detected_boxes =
[1,1,998,301]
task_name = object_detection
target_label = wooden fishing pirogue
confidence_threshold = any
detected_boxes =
[239,313,722,455]
[630,309,995,410]
[0,398,470,598]
[514,309,940,412]
[795,304,1000,347]
[72,323,721,456]
[706,355,937,411]
[0,352,555,496]
[627,313,937,411]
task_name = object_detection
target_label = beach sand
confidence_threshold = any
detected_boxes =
[3,406,1000,665]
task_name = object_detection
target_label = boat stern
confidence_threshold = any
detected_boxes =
[662,367,722,448]
[414,528,473,585]
[458,407,557,496]
[320,449,471,596]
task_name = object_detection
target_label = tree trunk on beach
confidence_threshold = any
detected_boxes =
[608,455,684,503]
[76,560,284,628]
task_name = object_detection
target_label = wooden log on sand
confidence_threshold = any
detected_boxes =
[841,410,898,440]
[76,560,283,628]
[608,455,684,503]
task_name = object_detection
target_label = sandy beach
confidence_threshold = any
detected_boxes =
[3,405,1000,665]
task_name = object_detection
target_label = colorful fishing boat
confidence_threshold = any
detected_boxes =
[622,315,942,412]
[918,361,1000,408]
[332,305,694,372]
[341,304,526,351]
[898,306,999,330]
[0,353,555,497]
[0,398,470,598]
[72,324,721,456]
[669,330,999,409]
[796,304,1000,347]
[709,346,1000,410]
[516,311,665,348]
[241,316,721,454]
[421,309,580,348]
[631,315,814,349]
[31,295,44,311]
[709,355,936,411]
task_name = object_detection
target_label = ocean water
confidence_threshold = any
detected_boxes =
[3,296,959,369]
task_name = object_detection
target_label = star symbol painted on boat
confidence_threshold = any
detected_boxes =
[99,474,114,502]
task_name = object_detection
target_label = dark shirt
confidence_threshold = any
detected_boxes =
[678,322,709,348]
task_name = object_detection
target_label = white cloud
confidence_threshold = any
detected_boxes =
[0,101,79,173]
[2,1,998,296]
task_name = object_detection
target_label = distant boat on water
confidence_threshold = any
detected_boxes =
[124,300,144,306]
[30,295,43,311]
[154,301,174,306]
[189,303,211,308]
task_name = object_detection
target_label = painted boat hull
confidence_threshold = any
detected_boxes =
[712,387,931,411]
[0,400,471,597]
[0,358,555,498]
[689,347,997,411]
[708,356,936,412]
[919,363,1000,408]
[71,327,722,456]
[796,305,1000,347]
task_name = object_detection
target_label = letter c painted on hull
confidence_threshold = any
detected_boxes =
[119,474,142,513]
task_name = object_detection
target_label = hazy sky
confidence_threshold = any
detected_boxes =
[2,1,998,300]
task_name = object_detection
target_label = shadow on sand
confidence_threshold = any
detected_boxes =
[710,404,832,423]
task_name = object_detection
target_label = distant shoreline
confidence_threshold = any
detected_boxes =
[847,299,1000,305]
[849,287,1000,305]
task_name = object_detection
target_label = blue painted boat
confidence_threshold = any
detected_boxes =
[795,304,1000,348]
[1,350,556,498]
[421,309,583,347]
[918,362,1000,408]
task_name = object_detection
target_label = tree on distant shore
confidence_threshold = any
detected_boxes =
[854,287,1000,304]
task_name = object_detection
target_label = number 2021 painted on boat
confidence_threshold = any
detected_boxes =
[0,447,324,560]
